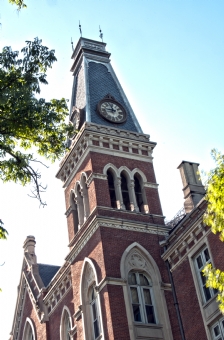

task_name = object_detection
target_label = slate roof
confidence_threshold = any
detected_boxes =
[88,62,139,132]
[38,263,60,287]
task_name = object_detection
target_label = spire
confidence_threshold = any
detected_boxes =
[69,37,142,133]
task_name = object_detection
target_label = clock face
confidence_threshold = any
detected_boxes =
[97,99,127,123]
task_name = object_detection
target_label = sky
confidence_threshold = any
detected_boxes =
[0,0,224,338]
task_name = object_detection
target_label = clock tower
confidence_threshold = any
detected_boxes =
[55,37,177,340]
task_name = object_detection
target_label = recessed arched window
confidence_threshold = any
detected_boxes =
[121,172,131,210]
[80,174,90,221]
[60,308,71,340]
[128,271,156,324]
[76,183,84,226]
[89,285,101,339]
[134,175,144,212]
[107,169,117,208]
[22,318,35,340]
[70,191,79,234]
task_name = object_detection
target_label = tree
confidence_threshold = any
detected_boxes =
[203,149,224,313]
[0,38,73,208]
[8,0,27,10]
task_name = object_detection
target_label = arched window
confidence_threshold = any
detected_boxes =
[128,271,156,324]
[81,260,104,340]
[75,183,84,227]
[107,169,117,208]
[80,174,90,221]
[22,318,35,340]
[70,191,79,234]
[60,308,71,340]
[134,175,144,212]
[121,172,131,210]
[89,285,101,339]
[120,243,173,340]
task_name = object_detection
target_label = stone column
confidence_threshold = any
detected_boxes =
[129,179,139,212]
[115,177,125,210]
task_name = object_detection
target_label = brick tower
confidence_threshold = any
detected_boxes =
[54,37,177,340]
[10,38,181,340]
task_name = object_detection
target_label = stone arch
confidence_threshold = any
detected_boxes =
[103,163,119,177]
[118,165,132,178]
[131,168,147,182]
[80,258,104,340]
[120,242,173,340]
[22,317,36,340]
[60,306,72,340]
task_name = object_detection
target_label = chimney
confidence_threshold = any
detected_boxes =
[177,161,205,214]
[23,235,37,265]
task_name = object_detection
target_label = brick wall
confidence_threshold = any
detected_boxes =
[172,258,207,340]
[18,291,47,340]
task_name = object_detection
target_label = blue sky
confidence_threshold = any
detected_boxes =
[1,0,224,338]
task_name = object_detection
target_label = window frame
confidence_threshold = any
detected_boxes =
[194,247,217,304]
[89,285,101,340]
[128,271,157,325]
[211,317,224,340]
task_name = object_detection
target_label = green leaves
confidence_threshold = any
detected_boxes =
[202,150,224,313]
[203,264,224,313]
[0,38,73,205]
[8,0,27,10]
[0,220,7,240]
[204,149,224,241]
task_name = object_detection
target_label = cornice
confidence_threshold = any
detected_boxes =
[56,122,156,188]
[65,216,169,264]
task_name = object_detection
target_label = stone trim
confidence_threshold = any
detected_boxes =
[44,272,72,315]
[162,217,209,271]
[11,277,27,340]
[86,172,107,186]
[66,216,169,264]
[74,306,82,321]
[160,282,172,291]
[23,273,42,322]
[56,122,156,187]
[97,276,127,293]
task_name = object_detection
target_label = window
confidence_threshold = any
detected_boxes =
[128,271,156,324]
[134,175,144,212]
[211,317,224,340]
[70,191,79,234]
[90,286,101,339]
[195,247,217,303]
[107,170,117,208]
[60,309,71,340]
[22,319,35,340]
[121,172,131,210]
[64,311,71,340]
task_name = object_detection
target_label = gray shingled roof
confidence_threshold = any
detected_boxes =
[38,264,60,287]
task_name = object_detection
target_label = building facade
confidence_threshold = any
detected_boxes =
[10,38,224,340]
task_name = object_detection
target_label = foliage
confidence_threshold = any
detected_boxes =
[204,149,224,241]
[202,149,224,313]
[203,264,224,313]
[0,38,73,205]
[0,219,7,240]
[8,0,27,10]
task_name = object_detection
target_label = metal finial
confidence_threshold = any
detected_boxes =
[71,37,74,52]
[79,21,82,37]
[99,25,103,42]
